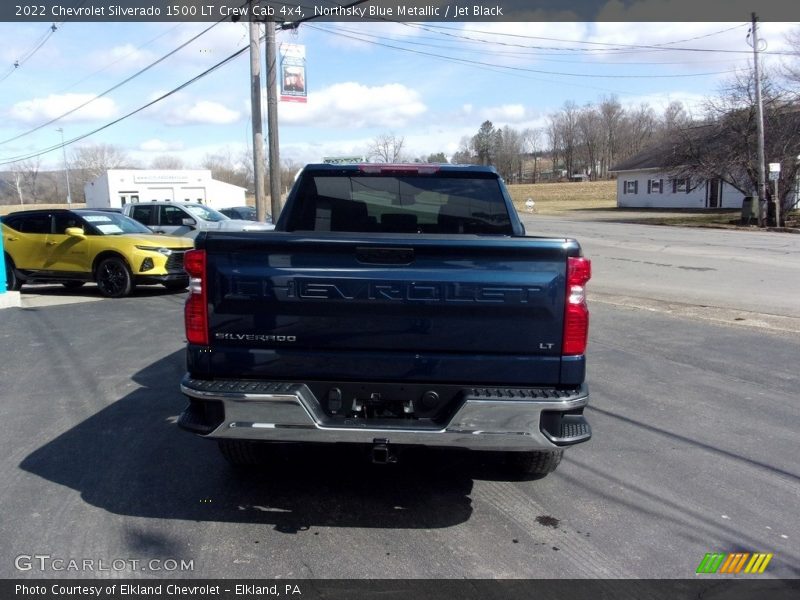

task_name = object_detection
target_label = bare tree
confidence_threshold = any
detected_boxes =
[450,136,474,165]
[280,158,302,195]
[202,149,250,189]
[549,101,580,178]
[577,105,603,179]
[150,155,185,170]
[13,158,42,203]
[666,69,800,223]
[11,168,25,204]
[621,103,658,158]
[493,126,524,182]
[783,26,800,86]
[368,133,406,163]
[71,143,134,202]
[599,96,624,179]
[521,128,542,183]
[72,143,132,179]
[238,148,255,193]
[662,100,692,133]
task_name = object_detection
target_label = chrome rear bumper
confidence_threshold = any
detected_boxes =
[180,377,591,452]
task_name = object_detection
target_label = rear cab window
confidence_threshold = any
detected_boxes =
[285,170,513,235]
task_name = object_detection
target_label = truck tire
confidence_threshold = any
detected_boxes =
[217,440,268,466]
[505,449,563,480]
[96,257,133,298]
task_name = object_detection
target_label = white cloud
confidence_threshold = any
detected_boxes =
[481,104,528,123]
[620,91,708,116]
[280,82,426,129]
[138,138,185,152]
[86,43,157,71]
[9,94,118,123]
[166,100,241,125]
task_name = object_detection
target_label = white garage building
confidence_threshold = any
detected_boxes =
[84,169,247,210]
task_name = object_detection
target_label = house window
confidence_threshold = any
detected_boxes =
[624,180,638,194]
[648,179,663,194]
[673,178,689,193]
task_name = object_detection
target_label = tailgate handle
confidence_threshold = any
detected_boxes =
[355,247,414,265]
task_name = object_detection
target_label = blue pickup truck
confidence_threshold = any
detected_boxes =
[178,163,591,479]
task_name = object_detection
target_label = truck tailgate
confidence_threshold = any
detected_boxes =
[198,232,575,386]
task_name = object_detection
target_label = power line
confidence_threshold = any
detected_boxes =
[0,1,358,166]
[0,0,257,147]
[0,20,225,146]
[54,22,186,94]
[307,24,740,79]
[405,22,796,56]
[323,22,742,66]
[0,1,91,83]
[0,42,250,167]
[0,23,60,84]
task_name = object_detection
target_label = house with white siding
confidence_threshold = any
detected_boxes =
[610,145,746,209]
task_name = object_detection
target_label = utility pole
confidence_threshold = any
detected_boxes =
[749,13,767,227]
[265,22,282,220]
[249,11,266,222]
[56,127,72,205]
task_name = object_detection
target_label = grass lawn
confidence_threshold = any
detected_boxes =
[506,181,616,214]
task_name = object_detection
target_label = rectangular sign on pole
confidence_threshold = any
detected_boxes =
[280,43,307,103]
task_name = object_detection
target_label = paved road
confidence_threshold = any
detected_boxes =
[1,222,798,580]
[522,215,800,321]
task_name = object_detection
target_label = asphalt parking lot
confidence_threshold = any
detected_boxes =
[1,219,798,582]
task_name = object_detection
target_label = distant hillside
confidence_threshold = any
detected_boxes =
[0,170,67,205]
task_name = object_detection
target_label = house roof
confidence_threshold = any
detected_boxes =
[609,142,678,173]
[611,106,800,174]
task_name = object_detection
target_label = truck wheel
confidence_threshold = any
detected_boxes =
[4,254,21,291]
[505,449,563,480]
[96,257,133,298]
[217,440,268,466]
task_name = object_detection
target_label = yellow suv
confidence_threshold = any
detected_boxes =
[2,209,194,298]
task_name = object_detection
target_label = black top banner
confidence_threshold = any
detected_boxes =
[3,0,800,23]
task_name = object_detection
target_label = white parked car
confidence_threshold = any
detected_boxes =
[123,201,274,238]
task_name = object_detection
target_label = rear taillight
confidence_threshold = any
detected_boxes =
[563,257,591,356]
[184,249,208,345]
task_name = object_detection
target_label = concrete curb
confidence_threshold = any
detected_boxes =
[766,227,800,234]
[590,291,800,336]
[0,291,21,309]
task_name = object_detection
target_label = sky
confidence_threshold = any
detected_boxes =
[0,16,798,172]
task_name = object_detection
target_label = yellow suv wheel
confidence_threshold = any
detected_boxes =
[96,257,133,298]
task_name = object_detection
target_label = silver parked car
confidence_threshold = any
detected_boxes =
[123,202,274,238]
